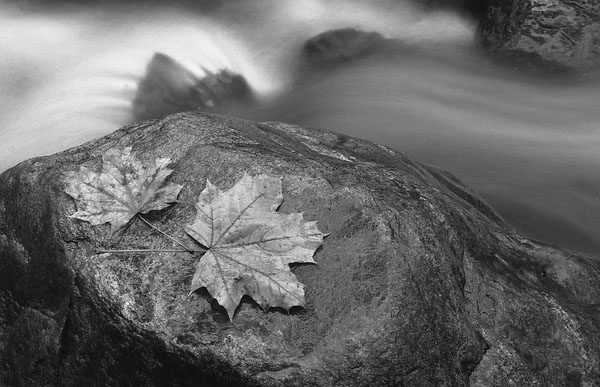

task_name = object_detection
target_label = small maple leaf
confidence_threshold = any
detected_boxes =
[185,173,325,320]
[64,147,183,235]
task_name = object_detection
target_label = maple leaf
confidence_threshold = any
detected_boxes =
[65,147,183,235]
[185,173,325,320]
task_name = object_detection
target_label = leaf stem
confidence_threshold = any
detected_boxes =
[137,214,193,252]
[96,248,201,254]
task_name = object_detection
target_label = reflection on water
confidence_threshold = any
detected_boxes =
[1,0,599,256]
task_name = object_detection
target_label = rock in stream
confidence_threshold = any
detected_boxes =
[1,112,599,386]
[132,53,253,122]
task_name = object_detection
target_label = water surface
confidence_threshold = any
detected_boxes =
[1,0,599,256]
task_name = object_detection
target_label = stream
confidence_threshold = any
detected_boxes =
[1,0,599,255]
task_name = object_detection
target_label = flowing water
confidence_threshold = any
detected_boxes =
[1,0,599,256]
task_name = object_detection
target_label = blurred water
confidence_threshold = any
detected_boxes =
[246,52,600,256]
[1,0,599,256]
[0,2,270,168]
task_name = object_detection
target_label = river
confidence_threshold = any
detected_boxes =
[1,0,599,256]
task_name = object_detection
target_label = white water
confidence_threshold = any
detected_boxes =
[1,0,599,256]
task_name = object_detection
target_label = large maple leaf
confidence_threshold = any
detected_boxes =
[65,147,183,235]
[185,173,325,320]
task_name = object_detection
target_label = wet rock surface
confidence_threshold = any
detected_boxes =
[479,0,600,72]
[1,112,600,386]
[132,53,253,122]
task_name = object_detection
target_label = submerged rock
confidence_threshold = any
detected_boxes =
[302,28,392,66]
[1,112,600,386]
[479,0,600,72]
[132,53,253,122]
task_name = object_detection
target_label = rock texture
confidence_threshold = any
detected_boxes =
[133,53,253,122]
[1,112,600,386]
[480,0,600,71]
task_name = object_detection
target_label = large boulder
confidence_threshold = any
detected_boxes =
[479,0,600,72]
[132,53,253,122]
[1,112,600,386]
